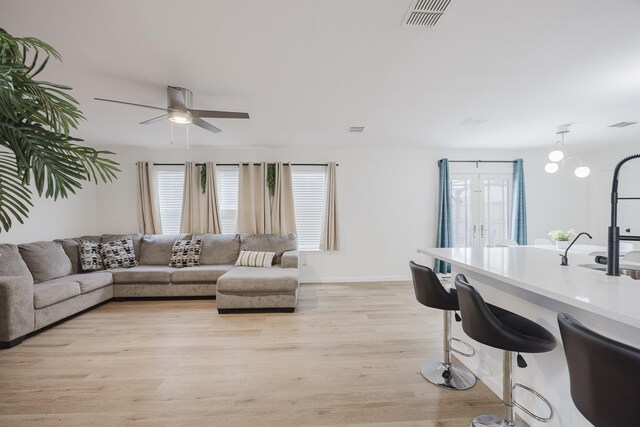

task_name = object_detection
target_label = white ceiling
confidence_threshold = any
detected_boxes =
[3,0,640,149]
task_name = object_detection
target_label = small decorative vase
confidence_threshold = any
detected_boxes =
[556,240,569,250]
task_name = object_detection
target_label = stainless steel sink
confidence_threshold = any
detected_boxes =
[579,264,640,280]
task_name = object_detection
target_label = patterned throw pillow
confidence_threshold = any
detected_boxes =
[169,239,203,268]
[80,240,104,271]
[235,250,275,268]
[100,238,138,269]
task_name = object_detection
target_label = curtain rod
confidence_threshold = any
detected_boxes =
[448,160,516,163]
[140,162,338,167]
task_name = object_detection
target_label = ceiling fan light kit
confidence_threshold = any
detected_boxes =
[544,125,590,178]
[169,110,192,124]
[95,86,249,135]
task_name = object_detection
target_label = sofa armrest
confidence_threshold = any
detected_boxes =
[0,276,35,343]
[281,250,299,269]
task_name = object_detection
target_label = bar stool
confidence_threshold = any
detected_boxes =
[409,261,476,390]
[558,313,640,427]
[455,274,556,427]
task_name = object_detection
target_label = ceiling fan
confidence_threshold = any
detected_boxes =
[95,86,249,134]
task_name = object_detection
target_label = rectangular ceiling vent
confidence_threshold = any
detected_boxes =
[608,121,637,128]
[349,126,365,133]
[403,0,453,28]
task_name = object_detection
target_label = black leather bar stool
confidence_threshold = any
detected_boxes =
[455,274,556,427]
[558,313,640,427]
[409,261,476,390]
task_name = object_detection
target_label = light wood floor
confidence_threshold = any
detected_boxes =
[0,282,502,426]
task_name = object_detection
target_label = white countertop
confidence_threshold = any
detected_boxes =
[418,247,640,330]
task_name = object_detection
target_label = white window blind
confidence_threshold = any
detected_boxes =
[217,165,239,234]
[157,166,184,235]
[291,166,327,251]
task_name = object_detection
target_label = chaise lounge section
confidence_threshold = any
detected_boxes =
[0,233,299,348]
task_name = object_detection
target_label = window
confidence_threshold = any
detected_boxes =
[217,166,239,234]
[157,166,184,235]
[451,178,472,248]
[291,166,327,251]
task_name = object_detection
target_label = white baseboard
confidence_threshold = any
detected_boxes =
[299,275,411,284]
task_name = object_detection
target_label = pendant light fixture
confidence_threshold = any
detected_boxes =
[544,125,590,178]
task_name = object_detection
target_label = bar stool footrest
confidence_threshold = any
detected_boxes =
[450,337,476,357]
[512,383,553,422]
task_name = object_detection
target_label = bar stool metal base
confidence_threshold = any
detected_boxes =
[470,414,528,427]
[421,360,476,390]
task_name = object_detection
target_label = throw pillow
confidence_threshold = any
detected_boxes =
[80,240,104,271]
[235,250,275,268]
[169,239,203,268]
[101,238,138,269]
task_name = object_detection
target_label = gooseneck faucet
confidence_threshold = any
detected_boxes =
[607,154,640,276]
[560,232,592,266]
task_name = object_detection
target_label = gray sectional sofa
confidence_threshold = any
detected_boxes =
[0,233,299,348]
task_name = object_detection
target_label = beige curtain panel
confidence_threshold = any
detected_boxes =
[271,163,297,234]
[180,162,202,234]
[237,162,297,234]
[237,162,271,234]
[136,161,163,234]
[202,162,222,234]
[321,162,339,250]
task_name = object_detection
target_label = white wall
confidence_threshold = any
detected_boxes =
[92,144,592,282]
[0,183,98,244]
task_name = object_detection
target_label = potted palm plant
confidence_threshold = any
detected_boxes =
[0,28,119,232]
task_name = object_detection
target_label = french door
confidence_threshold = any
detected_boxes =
[451,174,512,248]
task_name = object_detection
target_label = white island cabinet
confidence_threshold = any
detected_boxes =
[417,246,640,427]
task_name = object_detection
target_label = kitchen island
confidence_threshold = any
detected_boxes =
[417,246,640,427]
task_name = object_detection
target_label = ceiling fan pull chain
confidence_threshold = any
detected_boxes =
[170,121,174,145]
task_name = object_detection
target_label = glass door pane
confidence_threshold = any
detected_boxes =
[483,178,510,247]
[451,178,472,247]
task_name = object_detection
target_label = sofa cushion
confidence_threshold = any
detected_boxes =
[111,266,176,284]
[47,272,113,294]
[33,280,81,309]
[240,233,298,263]
[101,233,143,258]
[170,265,234,283]
[0,244,33,278]
[194,234,240,265]
[169,239,202,268]
[235,250,275,268]
[54,239,81,274]
[101,238,138,269]
[281,250,299,269]
[79,241,104,271]
[18,241,73,283]
[140,234,189,265]
[216,266,299,293]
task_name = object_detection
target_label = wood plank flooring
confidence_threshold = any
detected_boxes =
[0,282,502,426]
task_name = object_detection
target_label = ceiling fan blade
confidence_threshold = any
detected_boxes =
[94,98,167,111]
[193,117,222,134]
[189,109,250,119]
[167,86,186,110]
[140,114,168,125]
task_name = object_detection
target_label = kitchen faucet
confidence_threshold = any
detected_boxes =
[560,232,592,266]
[607,154,640,276]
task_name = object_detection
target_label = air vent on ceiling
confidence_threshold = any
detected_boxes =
[403,0,453,27]
[608,121,637,128]
[349,126,365,133]
[460,117,487,126]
